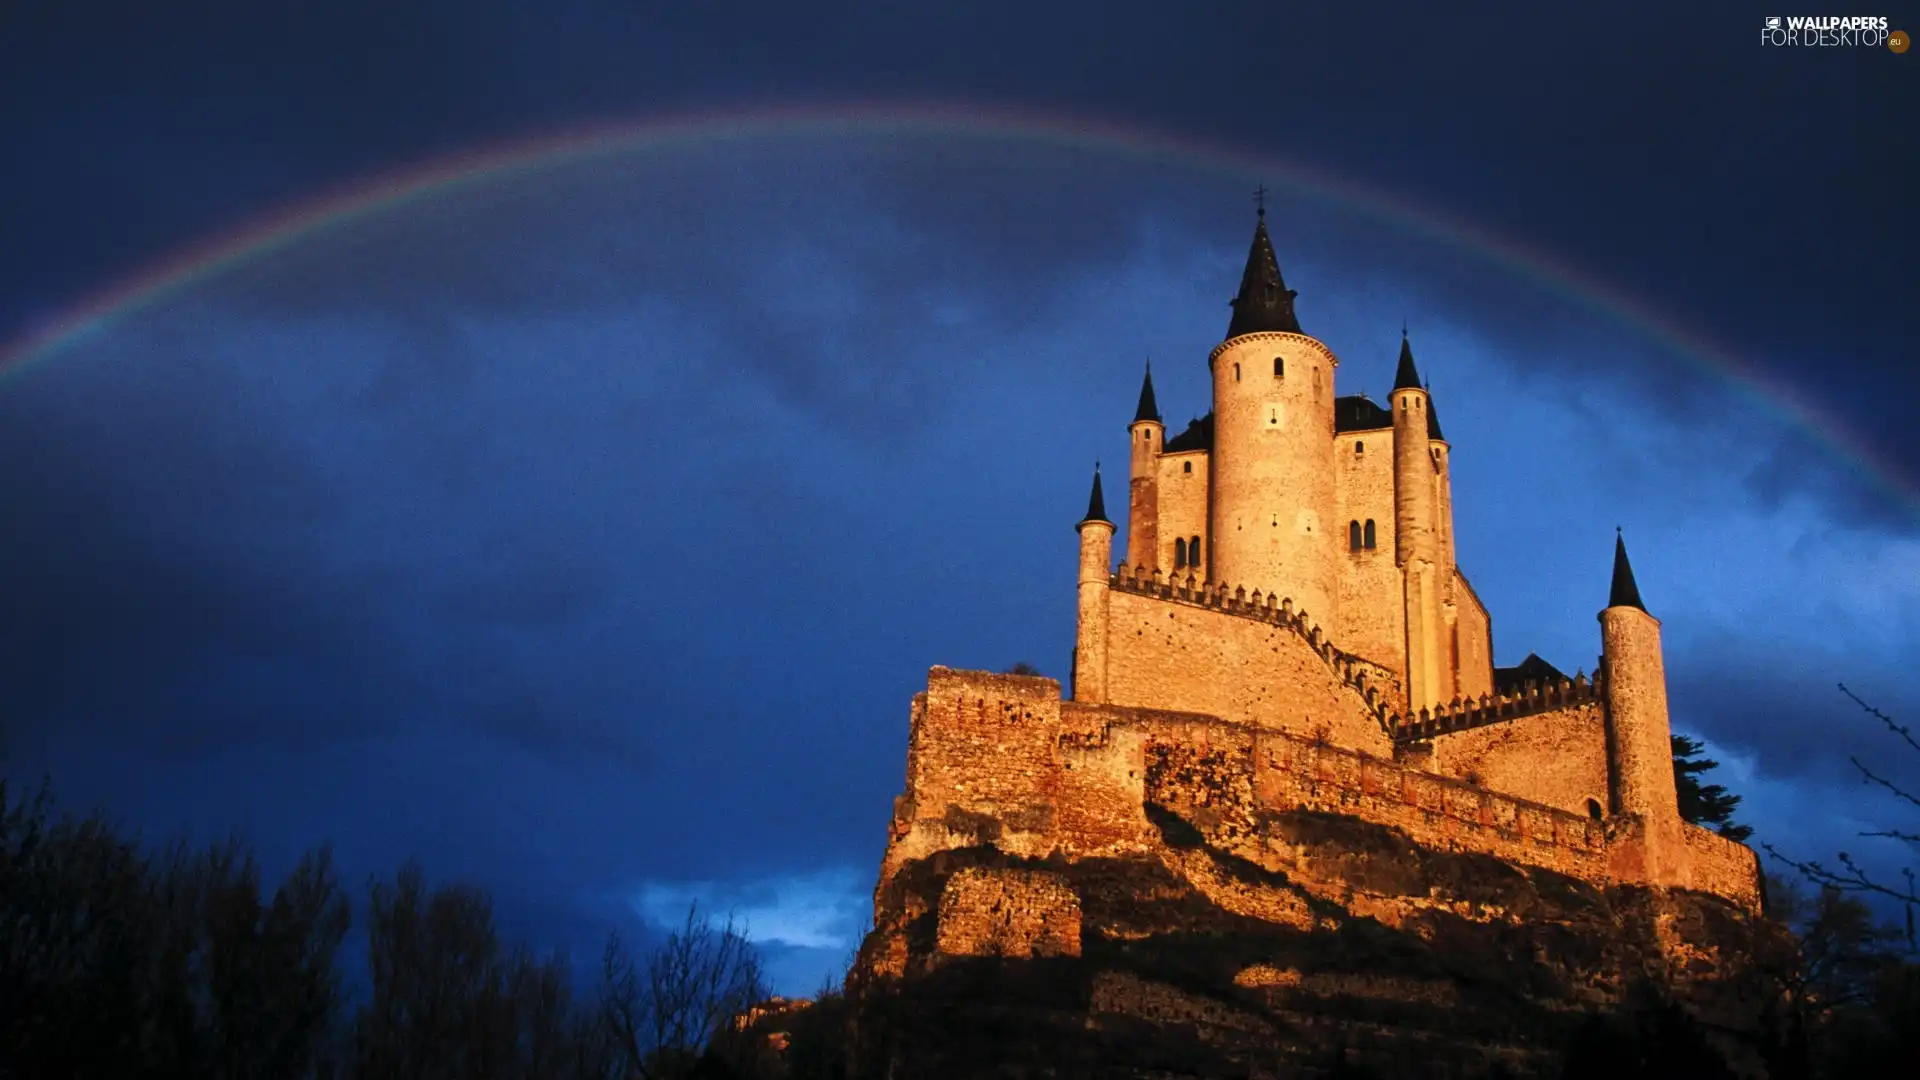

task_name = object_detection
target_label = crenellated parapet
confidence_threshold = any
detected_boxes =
[1391,670,1606,745]
[1108,563,1404,736]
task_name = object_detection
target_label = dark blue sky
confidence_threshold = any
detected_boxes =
[2,1,1916,992]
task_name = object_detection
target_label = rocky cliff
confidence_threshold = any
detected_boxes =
[846,799,1789,1078]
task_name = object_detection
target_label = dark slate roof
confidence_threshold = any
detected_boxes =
[1225,213,1302,339]
[1082,466,1111,524]
[1494,653,1568,693]
[1392,333,1423,391]
[1334,395,1393,433]
[1133,363,1161,424]
[1163,413,1214,454]
[1427,392,1445,441]
[1609,530,1646,611]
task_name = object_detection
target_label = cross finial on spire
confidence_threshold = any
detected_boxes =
[1253,184,1268,218]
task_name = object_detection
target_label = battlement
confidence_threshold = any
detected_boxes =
[1392,671,1606,745]
[1108,563,1399,735]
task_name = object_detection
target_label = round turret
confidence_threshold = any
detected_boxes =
[1598,532,1688,885]
[1074,466,1116,703]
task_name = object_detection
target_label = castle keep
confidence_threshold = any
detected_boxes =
[848,209,1772,1076]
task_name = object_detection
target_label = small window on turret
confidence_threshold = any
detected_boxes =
[1587,799,1603,821]
[1273,357,1283,377]
[1174,538,1187,568]
[1355,441,1364,454]
[1234,363,1241,381]
[1363,520,1377,549]
[1190,536,1202,570]
[1183,461,1192,474]
[1348,521,1362,551]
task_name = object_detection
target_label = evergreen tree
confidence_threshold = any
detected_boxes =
[1672,733,1753,842]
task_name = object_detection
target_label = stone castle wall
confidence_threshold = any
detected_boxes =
[1427,700,1609,820]
[933,867,1082,960]
[1685,822,1765,911]
[1100,578,1396,755]
[884,668,1758,915]
[1139,716,1612,885]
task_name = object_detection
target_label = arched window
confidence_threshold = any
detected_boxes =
[1348,521,1362,551]
[1586,799,1604,821]
[1363,519,1377,549]
[1174,538,1187,568]
[1355,440,1364,454]
[1189,536,1202,570]
[1183,460,1192,474]
[1233,362,1241,381]
[1273,357,1284,377]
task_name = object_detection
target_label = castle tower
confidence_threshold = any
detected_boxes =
[1206,210,1338,621]
[1392,335,1445,712]
[1427,387,1455,574]
[1126,363,1163,572]
[1426,382,1464,701]
[1599,531,1688,885]
[1073,465,1115,703]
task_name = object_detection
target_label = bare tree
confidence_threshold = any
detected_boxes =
[1763,685,1919,943]
[599,903,767,1079]
[353,859,590,1080]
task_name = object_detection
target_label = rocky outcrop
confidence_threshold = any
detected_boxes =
[847,797,1792,1079]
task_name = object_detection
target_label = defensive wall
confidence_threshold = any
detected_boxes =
[882,666,1762,916]
[1095,564,1605,763]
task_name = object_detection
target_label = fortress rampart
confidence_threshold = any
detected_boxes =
[1099,563,1609,747]
[882,667,1761,915]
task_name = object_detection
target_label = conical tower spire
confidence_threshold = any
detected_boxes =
[1133,361,1161,424]
[1425,378,1444,440]
[1609,528,1646,611]
[1082,463,1111,525]
[1393,329,1423,391]
[1225,207,1302,339]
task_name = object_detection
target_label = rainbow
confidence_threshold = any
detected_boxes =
[3,102,1912,515]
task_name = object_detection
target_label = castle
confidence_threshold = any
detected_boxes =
[849,211,1769,1069]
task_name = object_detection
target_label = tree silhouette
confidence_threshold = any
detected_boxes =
[598,903,767,1080]
[1672,733,1753,842]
